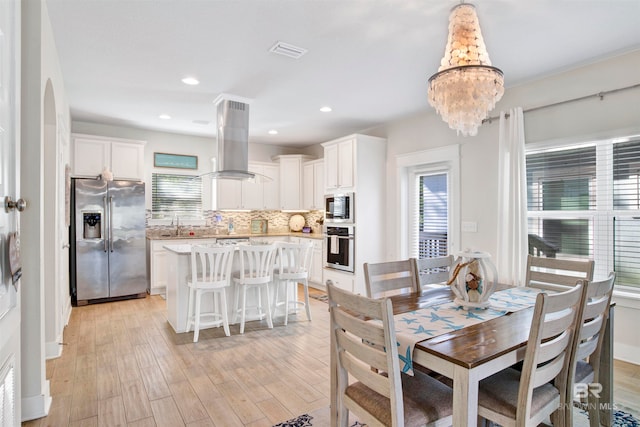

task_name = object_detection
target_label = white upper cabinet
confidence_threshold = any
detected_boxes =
[303,159,324,210]
[323,137,354,192]
[72,133,145,181]
[242,162,280,210]
[273,155,314,210]
[216,162,280,210]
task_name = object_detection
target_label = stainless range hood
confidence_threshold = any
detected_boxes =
[206,95,270,182]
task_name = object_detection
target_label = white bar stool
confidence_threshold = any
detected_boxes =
[272,241,314,325]
[232,243,277,334]
[186,244,235,342]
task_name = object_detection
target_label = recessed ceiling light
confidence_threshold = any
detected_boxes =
[181,77,199,85]
[158,114,171,120]
[320,106,332,113]
[268,129,278,135]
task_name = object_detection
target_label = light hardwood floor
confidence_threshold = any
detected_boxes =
[23,287,640,426]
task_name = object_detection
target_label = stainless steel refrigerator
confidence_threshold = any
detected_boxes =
[70,178,148,305]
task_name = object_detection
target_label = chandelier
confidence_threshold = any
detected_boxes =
[428,3,504,137]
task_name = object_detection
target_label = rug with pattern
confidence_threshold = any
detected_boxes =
[272,405,640,427]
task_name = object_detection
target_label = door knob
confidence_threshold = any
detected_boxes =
[5,196,27,213]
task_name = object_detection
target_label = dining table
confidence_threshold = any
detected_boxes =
[329,285,614,427]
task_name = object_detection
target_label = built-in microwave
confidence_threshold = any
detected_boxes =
[325,192,354,223]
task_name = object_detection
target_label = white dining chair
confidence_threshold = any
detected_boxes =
[363,259,419,299]
[272,241,314,325]
[327,281,453,427]
[566,272,616,427]
[232,243,277,334]
[411,255,454,291]
[186,244,235,342]
[525,254,594,292]
[477,284,583,427]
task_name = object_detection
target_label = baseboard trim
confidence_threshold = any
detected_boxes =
[45,339,62,360]
[21,383,52,422]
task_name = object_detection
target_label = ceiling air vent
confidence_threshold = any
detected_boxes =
[269,41,308,59]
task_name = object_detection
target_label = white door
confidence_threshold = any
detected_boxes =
[0,0,22,425]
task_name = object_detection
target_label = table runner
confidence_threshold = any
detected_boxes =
[393,287,541,375]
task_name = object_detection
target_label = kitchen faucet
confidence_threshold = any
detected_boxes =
[172,215,182,236]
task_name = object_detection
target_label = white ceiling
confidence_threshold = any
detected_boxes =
[46,0,640,147]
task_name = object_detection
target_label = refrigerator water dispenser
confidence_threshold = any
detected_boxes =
[83,212,102,239]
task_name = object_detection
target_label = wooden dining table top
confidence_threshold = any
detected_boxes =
[388,285,534,370]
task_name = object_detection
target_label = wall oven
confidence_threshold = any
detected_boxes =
[325,192,354,223]
[325,225,355,273]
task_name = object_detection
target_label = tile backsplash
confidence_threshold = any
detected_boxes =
[146,210,325,234]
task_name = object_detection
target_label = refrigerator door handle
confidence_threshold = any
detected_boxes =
[109,196,114,252]
[103,196,108,252]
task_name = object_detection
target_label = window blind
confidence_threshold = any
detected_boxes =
[151,173,202,216]
[526,136,640,289]
[417,173,448,259]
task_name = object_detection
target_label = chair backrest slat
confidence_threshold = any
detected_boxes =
[412,256,455,291]
[364,259,418,299]
[525,255,594,291]
[190,245,235,287]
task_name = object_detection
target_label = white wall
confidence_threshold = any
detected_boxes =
[21,0,72,420]
[371,49,640,364]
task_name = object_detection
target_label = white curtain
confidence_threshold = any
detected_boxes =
[496,107,528,286]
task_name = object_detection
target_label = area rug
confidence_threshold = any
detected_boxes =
[272,405,640,427]
[309,293,328,303]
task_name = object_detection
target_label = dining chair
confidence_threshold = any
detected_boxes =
[363,259,419,299]
[232,243,277,334]
[525,254,594,292]
[411,255,455,291]
[186,244,235,342]
[476,283,583,427]
[272,241,314,325]
[327,281,453,427]
[565,272,616,427]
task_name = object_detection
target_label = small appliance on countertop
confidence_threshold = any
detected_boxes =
[250,219,268,234]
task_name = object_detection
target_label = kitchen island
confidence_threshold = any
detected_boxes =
[163,241,305,334]
[147,231,324,296]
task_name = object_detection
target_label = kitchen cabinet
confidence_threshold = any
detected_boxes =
[72,133,145,181]
[217,162,279,210]
[242,163,279,210]
[273,155,313,210]
[323,137,354,192]
[303,159,324,210]
[322,134,387,295]
[323,268,354,293]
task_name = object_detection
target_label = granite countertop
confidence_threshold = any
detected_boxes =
[146,230,324,241]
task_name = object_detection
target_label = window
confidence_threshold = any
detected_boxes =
[416,173,448,258]
[526,136,640,290]
[151,173,202,217]
[397,145,460,261]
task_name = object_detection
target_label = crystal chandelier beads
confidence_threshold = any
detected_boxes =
[428,3,504,137]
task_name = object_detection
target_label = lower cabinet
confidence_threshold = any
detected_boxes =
[323,268,355,293]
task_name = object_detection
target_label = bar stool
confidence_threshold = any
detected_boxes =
[232,243,277,334]
[186,244,235,342]
[272,241,314,325]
